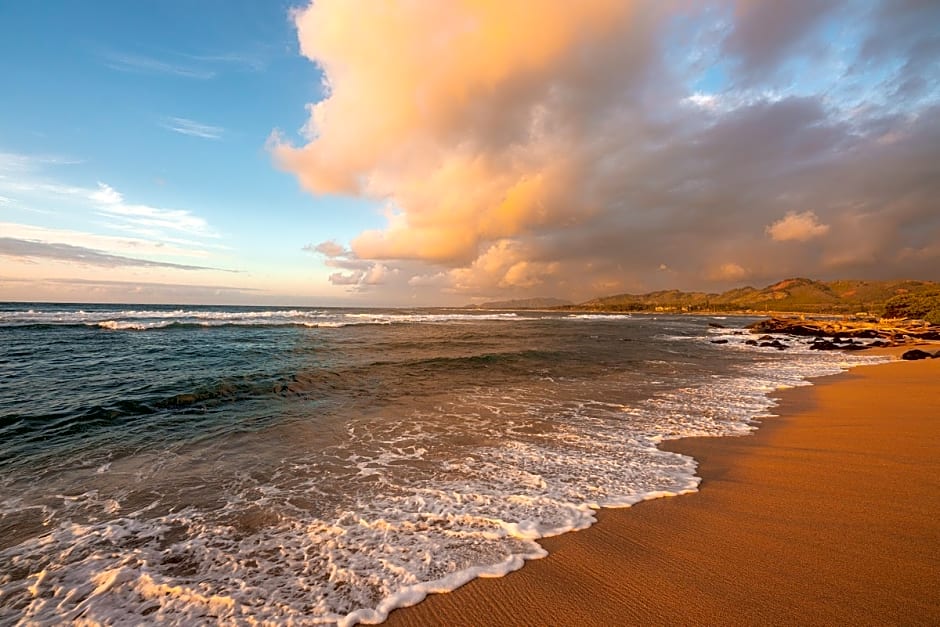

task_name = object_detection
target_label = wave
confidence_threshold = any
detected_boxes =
[561,313,633,320]
[0,311,893,626]
[0,309,538,331]
[0,348,889,625]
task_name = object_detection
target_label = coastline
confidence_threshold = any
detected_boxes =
[386,350,940,626]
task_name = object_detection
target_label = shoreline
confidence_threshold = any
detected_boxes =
[386,350,940,626]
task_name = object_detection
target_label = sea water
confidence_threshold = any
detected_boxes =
[0,304,887,625]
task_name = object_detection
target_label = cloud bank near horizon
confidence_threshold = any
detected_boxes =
[275,0,940,301]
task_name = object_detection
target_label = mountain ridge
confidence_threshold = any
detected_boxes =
[467,297,573,309]
[572,278,940,314]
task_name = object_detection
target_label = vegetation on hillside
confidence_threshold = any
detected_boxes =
[882,291,940,324]
[567,278,940,316]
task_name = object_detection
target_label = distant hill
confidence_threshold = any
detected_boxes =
[574,278,940,315]
[469,297,573,309]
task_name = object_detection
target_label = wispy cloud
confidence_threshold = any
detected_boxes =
[183,51,268,72]
[0,276,260,291]
[160,116,225,140]
[0,151,224,266]
[91,183,220,237]
[0,276,262,305]
[0,151,82,172]
[0,173,221,241]
[0,222,214,260]
[102,50,215,79]
[0,237,234,272]
[100,45,270,79]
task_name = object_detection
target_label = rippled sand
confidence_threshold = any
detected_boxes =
[387,350,940,626]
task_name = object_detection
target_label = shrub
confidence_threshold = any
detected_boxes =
[882,291,940,324]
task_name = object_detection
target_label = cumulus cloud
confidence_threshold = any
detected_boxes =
[276,0,940,301]
[273,0,644,265]
[709,262,750,282]
[327,263,397,290]
[304,240,347,257]
[766,211,831,242]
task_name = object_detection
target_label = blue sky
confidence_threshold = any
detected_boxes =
[0,1,383,304]
[2,1,937,305]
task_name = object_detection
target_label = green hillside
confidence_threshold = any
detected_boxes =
[573,278,940,315]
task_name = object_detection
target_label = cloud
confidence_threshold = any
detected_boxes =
[161,117,225,140]
[0,237,233,271]
[766,211,831,242]
[273,0,641,260]
[304,240,347,257]
[90,182,123,204]
[0,276,262,305]
[101,50,216,79]
[0,163,220,243]
[89,183,218,238]
[720,1,841,84]
[0,153,231,288]
[327,263,397,289]
[0,151,82,171]
[709,262,749,282]
[182,51,268,72]
[0,222,216,260]
[275,0,940,301]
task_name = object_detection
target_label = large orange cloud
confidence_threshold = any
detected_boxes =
[275,1,940,302]
[273,0,642,265]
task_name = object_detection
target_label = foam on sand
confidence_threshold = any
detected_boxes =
[0,313,890,625]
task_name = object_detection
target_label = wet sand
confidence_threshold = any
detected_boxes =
[387,355,940,626]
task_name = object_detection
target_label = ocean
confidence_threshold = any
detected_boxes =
[0,304,887,625]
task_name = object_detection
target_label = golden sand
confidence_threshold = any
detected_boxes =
[387,355,940,626]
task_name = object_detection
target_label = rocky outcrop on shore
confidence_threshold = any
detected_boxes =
[745,317,940,353]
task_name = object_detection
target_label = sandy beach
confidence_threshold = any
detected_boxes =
[387,353,940,626]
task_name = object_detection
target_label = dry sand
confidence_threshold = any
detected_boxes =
[387,355,940,626]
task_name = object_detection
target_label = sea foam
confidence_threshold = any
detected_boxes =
[0,313,890,625]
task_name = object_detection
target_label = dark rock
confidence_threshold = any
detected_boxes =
[710,339,729,344]
[758,335,774,341]
[869,340,888,348]
[809,340,839,350]
[745,339,758,346]
[747,319,822,336]
[901,349,933,361]
[708,322,725,329]
[732,331,744,335]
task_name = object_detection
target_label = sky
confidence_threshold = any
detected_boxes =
[1,1,938,306]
